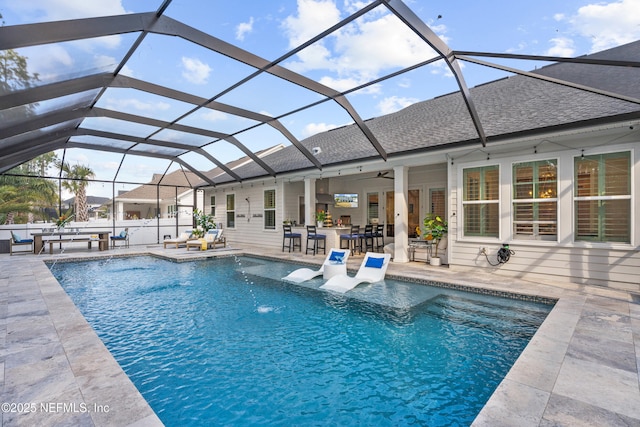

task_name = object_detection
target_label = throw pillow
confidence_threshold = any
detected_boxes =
[365,256,384,268]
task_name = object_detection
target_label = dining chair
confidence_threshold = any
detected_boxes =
[282,224,302,252]
[374,224,385,252]
[340,224,361,255]
[361,224,375,252]
[305,225,326,255]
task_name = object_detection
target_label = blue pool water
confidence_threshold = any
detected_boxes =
[51,255,552,426]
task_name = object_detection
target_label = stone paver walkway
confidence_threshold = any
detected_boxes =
[1,244,638,426]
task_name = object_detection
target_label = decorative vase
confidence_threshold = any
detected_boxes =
[317,221,323,228]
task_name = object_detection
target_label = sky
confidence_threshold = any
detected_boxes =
[2,0,639,198]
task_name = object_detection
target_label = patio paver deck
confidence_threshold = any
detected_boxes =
[1,244,638,426]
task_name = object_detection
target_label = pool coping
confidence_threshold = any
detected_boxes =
[2,246,639,426]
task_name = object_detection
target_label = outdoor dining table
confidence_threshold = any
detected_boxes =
[31,230,111,254]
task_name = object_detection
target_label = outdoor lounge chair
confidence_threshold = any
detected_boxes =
[186,229,226,250]
[163,230,193,249]
[282,248,350,283]
[319,252,391,293]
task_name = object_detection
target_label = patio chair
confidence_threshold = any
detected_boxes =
[282,248,349,283]
[305,225,326,255]
[110,228,129,248]
[320,252,391,293]
[208,228,226,248]
[339,225,361,255]
[186,229,226,250]
[10,231,34,255]
[282,224,301,252]
[163,230,193,249]
[374,224,385,251]
[360,224,375,252]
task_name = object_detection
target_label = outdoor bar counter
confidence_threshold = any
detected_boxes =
[292,225,379,252]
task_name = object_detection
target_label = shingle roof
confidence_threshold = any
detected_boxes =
[113,170,199,201]
[217,40,640,183]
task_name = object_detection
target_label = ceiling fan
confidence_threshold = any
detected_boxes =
[375,171,394,179]
[356,171,394,180]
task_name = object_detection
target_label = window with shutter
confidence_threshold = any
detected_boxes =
[513,160,557,240]
[574,151,630,243]
[226,194,235,228]
[264,189,276,229]
[463,166,499,237]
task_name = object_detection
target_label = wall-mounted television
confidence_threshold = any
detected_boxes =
[334,193,358,208]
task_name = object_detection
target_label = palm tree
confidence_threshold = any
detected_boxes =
[0,173,57,224]
[58,162,95,222]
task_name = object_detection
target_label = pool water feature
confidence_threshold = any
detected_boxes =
[52,256,552,426]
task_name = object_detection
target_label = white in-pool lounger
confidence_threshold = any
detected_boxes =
[319,252,390,293]
[282,248,349,283]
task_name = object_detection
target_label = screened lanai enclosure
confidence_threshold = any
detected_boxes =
[2,0,638,248]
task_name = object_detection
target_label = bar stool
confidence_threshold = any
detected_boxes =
[374,224,385,252]
[340,225,361,255]
[282,224,301,252]
[306,225,326,255]
[360,224,375,252]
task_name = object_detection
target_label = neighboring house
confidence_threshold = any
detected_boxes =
[108,145,285,221]
[63,196,110,220]
[200,40,640,292]
[103,171,199,221]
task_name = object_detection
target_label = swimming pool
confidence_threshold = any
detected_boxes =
[52,255,552,426]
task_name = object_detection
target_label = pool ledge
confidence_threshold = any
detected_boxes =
[1,256,163,426]
[2,246,640,426]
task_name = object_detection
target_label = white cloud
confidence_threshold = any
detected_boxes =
[201,110,229,122]
[181,57,212,85]
[545,37,575,57]
[8,0,127,22]
[105,98,170,112]
[282,0,440,91]
[236,17,255,41]
[318,75,381,94]
[377,96,418,115]
[93,54,119,72]
[570,0,640,52]
[282,0,342,47]
[301,122,340,138]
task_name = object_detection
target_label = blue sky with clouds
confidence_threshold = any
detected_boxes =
[2,0,639,197]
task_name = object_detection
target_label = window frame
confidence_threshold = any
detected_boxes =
[573,150,631,244]
[226,193,235,229]
[264,189,276,230]
[512,159,558,241]
[167,204,177,219]
[210,195,216,217]
[461,165,500,239]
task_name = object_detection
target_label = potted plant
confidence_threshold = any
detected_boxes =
[423,213,448,265]
[316,211,326,228]
[55,208,73,231]
[193,208,216,238]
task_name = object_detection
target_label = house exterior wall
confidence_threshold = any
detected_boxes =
[199,127,638,292]
[448,139,639,292]
[204,182,282,248]
[204,166,450,253]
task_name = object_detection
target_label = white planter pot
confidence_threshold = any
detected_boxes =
[430,257,441,266]
[317,221,324,228]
